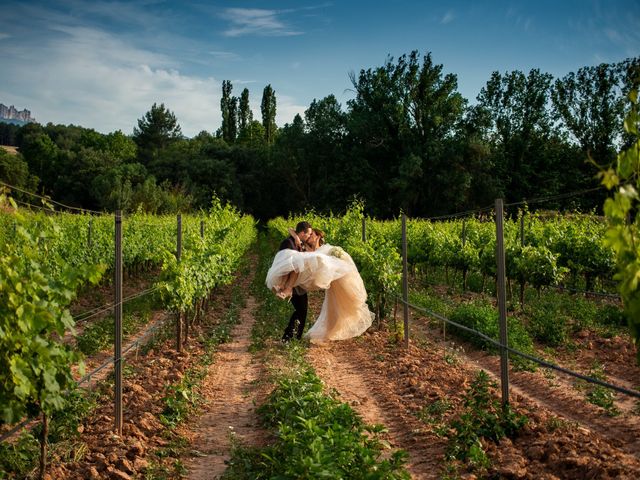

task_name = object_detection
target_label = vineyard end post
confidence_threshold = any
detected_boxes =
[176,214,183,352]
[114,210,123,434]
[402,213,409,349]
[495,199,510,406]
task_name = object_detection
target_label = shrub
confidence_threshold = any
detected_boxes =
[526,308,569,346]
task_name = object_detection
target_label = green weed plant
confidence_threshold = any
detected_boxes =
[446,370,528,474]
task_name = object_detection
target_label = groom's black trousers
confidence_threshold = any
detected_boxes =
[282,292,308,341]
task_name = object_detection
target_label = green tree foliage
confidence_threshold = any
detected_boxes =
[238,119,266,147]
[133,103,183,167]
[0,148,37,191]
[302,95,347,208]
[600,87,640,361]
[228,95,238,143]
[17,124,59,185]
[269,114,308,213]
[0,122,21,145]
[551,59,639,165]
[348,51,465,216]
[261,84,277,145]
[91,162,148,211]
[104,130,137,162]
[477,69,560,201]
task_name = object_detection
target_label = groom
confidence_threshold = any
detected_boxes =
[280,221,313,342]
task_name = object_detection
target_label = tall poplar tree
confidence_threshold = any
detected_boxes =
[220,80,237,144]
[261,84,277,145]
[239,88,252,132]
[229,96,238,143]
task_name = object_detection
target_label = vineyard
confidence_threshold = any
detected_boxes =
[1,185,640,479]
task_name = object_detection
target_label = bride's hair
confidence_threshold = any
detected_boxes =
[313,228,325,246]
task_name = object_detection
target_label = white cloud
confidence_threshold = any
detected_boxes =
[271,93,307,126]
[0,33,10,40]
[0,24,223,137]
[220,8,303,37]
[441,11,455,25]
[603,27,640,57]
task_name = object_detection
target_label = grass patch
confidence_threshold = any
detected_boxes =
[577,361,620,417]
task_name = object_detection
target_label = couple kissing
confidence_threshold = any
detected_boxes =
[265,221,374,343]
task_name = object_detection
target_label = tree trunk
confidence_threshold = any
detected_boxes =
[463,268,468,292]
[585,273,594,296]
[39,412,48,480]
[184,309,190,345]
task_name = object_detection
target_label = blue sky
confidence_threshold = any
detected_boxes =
[0,0,638,137]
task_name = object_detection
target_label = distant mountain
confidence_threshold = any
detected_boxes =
[0,103,35,124]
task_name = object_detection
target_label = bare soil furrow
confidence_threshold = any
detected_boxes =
[186,296,269,480]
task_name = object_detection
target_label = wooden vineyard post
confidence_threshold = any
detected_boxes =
[495,199,510,406]
[462,218,467,291]
[176,214,183,352]
[114,210,123,435]
[402,213,409,349]
[520,212,525,307]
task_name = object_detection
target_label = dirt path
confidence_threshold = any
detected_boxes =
[186,295,269,479]
[307,339,442,479]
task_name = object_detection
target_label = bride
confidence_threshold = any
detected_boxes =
[265,229,374,342]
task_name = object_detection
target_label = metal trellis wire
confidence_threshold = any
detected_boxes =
[391,292,640,400]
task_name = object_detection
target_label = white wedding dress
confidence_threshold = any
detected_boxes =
[265,244,374,342]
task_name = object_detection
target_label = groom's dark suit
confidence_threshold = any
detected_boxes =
[279,235,308,342]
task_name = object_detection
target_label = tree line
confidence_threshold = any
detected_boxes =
[0,51,638,220]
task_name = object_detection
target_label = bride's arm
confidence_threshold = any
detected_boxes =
[288,227,302,249]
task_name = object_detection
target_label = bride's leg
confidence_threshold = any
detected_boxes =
[280,271,299,298]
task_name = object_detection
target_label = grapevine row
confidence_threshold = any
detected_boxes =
[268,202,616,314]
[0,194,256,475]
